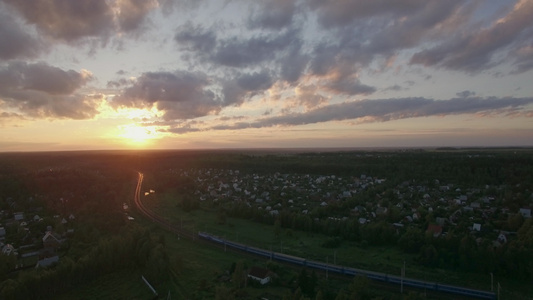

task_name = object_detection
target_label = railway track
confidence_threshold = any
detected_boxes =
[133,172,196,240]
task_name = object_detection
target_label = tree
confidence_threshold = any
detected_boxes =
[398,227,425,253]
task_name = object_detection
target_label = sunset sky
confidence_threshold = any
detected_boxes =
[1,0,532,151]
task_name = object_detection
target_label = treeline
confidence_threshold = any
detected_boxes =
[0,225,170,300]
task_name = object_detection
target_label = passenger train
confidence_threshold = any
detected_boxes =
[198,232,495,299]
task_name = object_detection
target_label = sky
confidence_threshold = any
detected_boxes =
[1,0,532,151]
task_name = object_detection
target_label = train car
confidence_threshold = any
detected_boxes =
[247,246,271,258]
[198,232,224,244]
[273,252,306,265]
[436,283,495,299]
[343,267,358,276]
[225,240,247,251]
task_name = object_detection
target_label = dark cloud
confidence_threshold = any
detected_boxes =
[6,62,92,95]
[324,77,376,96]
[0,7,44,60]
[208,97,533,131]
[410,0,533,72]
[456,90,476,98]
[175,23,300,70]
[279,41,309,83]
[237,70,273,91]
[112,71,222,120]
[308,0,427,29]
[106,78,130,88]
[1,0,167,43]
[2,0,114,42]
[511,43,533,74]
[383,85,404,92]
[0,61,99,119]
[212,30,297,68]
[247,0,297,30]
[175,22,217,53]
[366,1,463,54]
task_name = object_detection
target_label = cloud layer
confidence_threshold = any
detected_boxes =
[0,0,532,147]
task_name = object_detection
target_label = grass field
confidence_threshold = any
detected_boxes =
[55,269,156,300]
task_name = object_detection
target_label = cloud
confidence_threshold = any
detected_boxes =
[456,90,476,98]
[293,85,328,110]
[383,85,404,92]
[0,62,100,119]
[116,0,159,33]
[247,0,298,30]
[2,0,115,42]
[175,22,217,53]
[511,43,533,74]
[211,30,298,68]
[323,76,376,96]
[111,71,222,120]
[0,6,44,60]
[410,0,533,72]
[208,97,533,131]
[1,0,167,43]
[236,70,273,91]
[308,0,421,29]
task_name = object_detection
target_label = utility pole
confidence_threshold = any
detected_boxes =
[326,256,329,280]
[334,250,337,265]
[497,282,501,300]
[401,260,405,293]
[490,272,493,292]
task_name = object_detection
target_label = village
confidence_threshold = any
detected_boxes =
[0,196,74,270]
[171,166,532,252]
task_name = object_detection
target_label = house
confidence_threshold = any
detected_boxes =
[472,223,481,231]
[470,202,481,209]
[376,207,388,215]
[14,212,24,221]
[519,208,531,218]
[0,227,5,240]
[2,244,16,256]
[42,231,62,250]
[497,233,508,244]
[36,247,59,268]
[435,217,447,226]
[247,266,271,285]
[35,255,59,268]
[426,224,443,237]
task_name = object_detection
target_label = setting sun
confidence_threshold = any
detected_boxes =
[117,124,159,145]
